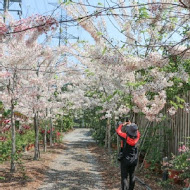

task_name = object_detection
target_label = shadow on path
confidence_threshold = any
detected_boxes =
[38,128,105,190]
[38,168,103,190]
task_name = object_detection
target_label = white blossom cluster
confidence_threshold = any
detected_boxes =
[133,90,167,121]
[63,39,189,121]
[168,106,177,116]
[1,0,190,125]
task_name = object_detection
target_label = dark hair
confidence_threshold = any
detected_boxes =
[119,116,130,122]
[125,116,130,122]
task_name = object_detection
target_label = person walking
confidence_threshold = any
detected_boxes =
[116,121,140,190]
[118,117,131,152]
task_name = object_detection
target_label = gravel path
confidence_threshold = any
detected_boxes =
[38,128,105,190]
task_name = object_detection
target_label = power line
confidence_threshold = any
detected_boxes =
[0,64,85,74]
[49,2,78,47]
[3,1,185,35]
[0,0,22,20]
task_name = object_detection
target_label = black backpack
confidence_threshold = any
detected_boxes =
[118,134,138,165]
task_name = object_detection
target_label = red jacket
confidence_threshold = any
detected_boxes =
[116,124,140,146]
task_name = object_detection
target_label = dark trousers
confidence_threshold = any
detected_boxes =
[120,158,136,190]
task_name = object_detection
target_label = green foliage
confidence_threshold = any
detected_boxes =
[140,124,172,165]
[92,125,106,145]
[181,24,190,36]
[2,109,11,117]
[62,115,74,131]
[0,129,35,163]
[138,7,149,19]
[62,0,72,5]
[97,2,103,6]
[168,151,190,182]
[0,101,3,110]
[170,152,190,171]
[167,138,190,180]
[102,91,117,102]
[161,58,190,109]
[97,31,103,36]
[16,155,29,180]
[84,69,95,77]
[126,81,146,89]
[170,95,185,109]
[102,46,107,55]
[180,171,190,181]
[61,82,73,92]
[55,111,74,132]
[55,131,62,143]
[16,130,35,152]
[0,176,5,180]
[157,179,175,189]
[82,107,107,145]
[0,138,12,162]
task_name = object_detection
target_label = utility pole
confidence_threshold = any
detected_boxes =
[58,9,63,47]
[49,2,79,47]
[3,0,9,22]
[0,0,22,22]
[3,0,9,12]
[49,2,79,70]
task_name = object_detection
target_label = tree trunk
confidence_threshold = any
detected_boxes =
[50,117,53,147]
[113,116,120,164]
[34,112,40,160]
[104,119,108,148]
[105,118,111,150]
[82,118,84,128]
[43,125,47,152]
[10,99,16,172]
[60,116,63,133]
[133,112,138,123]
[113,116,120,152]
[107,117,111,153]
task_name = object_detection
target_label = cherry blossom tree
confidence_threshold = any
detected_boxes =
[61,0,190,120]
[0,0,189,170]
[58,0,190,149]
[0,14,58,170]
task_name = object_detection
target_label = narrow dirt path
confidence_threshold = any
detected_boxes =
[38,128,105,190]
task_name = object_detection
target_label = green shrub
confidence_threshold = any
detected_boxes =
[0,138,12,162]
